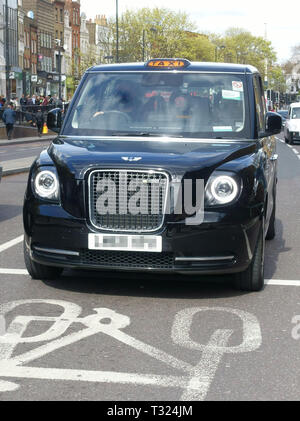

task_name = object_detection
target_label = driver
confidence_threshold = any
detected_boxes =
[93,81,141,121]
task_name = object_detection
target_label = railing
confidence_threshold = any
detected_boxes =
[0,103,69,126]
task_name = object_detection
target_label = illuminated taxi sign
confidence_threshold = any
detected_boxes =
[146,59,190,69]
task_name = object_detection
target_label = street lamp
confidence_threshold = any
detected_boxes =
[142,27,157,62]
[5,0,10,101]
[116,0,119,63]
[215,45,225,62]
[55,39,62,100]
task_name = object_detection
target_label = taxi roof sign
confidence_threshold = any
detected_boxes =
[146,59,190,69]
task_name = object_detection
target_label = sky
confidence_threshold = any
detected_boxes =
[80,0,300,64]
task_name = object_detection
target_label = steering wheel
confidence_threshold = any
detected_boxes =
[92,110,131,124]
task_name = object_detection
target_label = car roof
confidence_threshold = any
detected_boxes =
[289,102,300,107]
[88,61,259,74]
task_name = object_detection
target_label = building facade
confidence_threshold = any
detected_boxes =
[0,0,19,98]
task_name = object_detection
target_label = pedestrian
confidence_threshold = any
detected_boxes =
[2,103,17,140]
[34,108,44,137]
[20,94,27,122]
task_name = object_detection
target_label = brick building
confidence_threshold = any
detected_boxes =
[23,13,38,95]
[65,0,80,79]
[22,0,57,96]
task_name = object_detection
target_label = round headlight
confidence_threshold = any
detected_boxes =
[34,170,59,199]
[211,175,238,204]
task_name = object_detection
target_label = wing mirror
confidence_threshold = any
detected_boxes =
[260,112,282,137]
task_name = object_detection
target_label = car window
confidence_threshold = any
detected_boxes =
[64,72,250,139]
[291,107,300,119]
[253,75,266,133]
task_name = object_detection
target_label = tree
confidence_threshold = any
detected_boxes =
[98,7,215,63]
[209,28,277,79]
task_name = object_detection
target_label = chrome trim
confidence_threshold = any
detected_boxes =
[175,256,234,262]
[88,169,170,233]
[33,246,80,256]
[60,135,252,144]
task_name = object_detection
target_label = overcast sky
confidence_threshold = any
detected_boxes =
[80,0,300,63]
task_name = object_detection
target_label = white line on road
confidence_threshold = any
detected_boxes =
[297,155,300,160]
[0,236,24,253]
[0,269,28,275]
[265,279,300,287]
[292,148,299,154]
[0,364,188,391]
[287,144,292,148]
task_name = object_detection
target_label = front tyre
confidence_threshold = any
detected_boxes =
[24,239,63,280]
[235,222,265,292]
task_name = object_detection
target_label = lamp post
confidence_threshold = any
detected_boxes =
[55,39,62,100]
[142,29,145,62]
[215,45,225,62]
[5,0,10,101]
[142,27,157,61]
[116,0,119,63]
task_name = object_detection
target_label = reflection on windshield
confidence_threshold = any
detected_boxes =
[64,72,249,139]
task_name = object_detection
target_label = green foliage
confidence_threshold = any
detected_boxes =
[209,28,276,78]
[95,8,282,89]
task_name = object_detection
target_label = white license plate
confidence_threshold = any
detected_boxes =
[88,234,162,252]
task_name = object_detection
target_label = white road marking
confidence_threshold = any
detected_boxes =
[0,269,28,275]
[297,155,300,160]
[0,364,188,390]
[265,279,300,286]
[292,148,299,154]
[0,300,262,400]
[0,236,24,253]
[287,144,292,148]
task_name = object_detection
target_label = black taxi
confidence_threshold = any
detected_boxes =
[23,59,281,291]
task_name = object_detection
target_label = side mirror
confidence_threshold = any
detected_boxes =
[47,108,62,134]
[260,112,282,137]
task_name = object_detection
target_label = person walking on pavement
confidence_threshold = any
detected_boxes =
[2,103,17,140]
[20,94,27,122]
[34,108,44,137]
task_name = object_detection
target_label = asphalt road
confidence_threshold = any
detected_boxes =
[0,139,50,162]
[0,133,300,402]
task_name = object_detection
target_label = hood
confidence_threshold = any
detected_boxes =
[48,136,257,180]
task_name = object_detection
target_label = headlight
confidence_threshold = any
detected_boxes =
[33,169,59,200]
[205,173,240,206]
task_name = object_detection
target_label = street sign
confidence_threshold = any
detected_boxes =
[9,72,15,79]
[31,75,37,82]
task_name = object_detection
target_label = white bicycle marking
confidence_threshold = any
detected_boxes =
[0,299,261,400]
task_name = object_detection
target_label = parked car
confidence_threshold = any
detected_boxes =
[277,109,288,128]
[284,102,300,144]
[23,59,281,291]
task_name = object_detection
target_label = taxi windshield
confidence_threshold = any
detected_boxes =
[64,71,250,139]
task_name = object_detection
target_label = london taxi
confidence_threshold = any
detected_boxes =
[23,59,281,291]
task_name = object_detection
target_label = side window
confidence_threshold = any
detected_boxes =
[253,75,265,133]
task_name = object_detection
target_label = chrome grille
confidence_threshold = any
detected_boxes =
[88,170,168,232]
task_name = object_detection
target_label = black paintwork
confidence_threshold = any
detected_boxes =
[24,61,279,276]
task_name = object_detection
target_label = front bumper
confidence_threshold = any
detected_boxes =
[24,201,261,275]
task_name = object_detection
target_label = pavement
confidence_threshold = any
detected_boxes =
[0,134,56,177]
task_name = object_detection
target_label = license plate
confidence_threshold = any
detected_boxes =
[88,234,162,252]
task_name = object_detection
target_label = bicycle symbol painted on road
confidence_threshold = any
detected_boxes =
[0,299,262,400]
